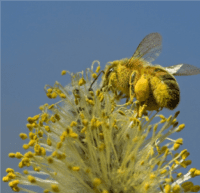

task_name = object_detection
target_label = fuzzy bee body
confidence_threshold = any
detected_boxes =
[101,33,200,111]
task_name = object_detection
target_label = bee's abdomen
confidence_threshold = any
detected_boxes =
[150,71,180,110]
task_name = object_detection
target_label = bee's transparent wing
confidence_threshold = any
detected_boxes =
[132,33,162,63]
[164,64,200,76]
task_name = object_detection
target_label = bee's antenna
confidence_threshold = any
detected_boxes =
[89,70,105,90]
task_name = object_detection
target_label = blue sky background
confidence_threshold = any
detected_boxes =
[2,2,200,192]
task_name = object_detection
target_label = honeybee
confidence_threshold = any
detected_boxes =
[99,33,200,111]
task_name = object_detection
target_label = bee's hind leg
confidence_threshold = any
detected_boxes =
[137,102,148,118]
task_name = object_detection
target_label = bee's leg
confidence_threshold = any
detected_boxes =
[127,71,137,105]
[89,70,105,90]
[137,102,148,118]
[115,91,124,101]
[117,72,137,107]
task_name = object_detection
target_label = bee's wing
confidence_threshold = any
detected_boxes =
[132,33,162,63]
[164,64,200,76]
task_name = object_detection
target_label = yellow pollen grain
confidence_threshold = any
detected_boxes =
[23,144,29,150]
[47,157,53,164]
[18,161,23,168]
[172,118,177,125]
[140,160,145,165]
[174,143,181,151]
[92,73,97,79]
[56,142,62,149]
[172,184,181,193]
[44,189,50,193]
[9,180,19,187]
[165,178,172,183]
[70,132,78,138]
[150,174,156,179]
[50,116,56,123]
[28,139,36,146]
[45,125,51,132]
[164,184,171,193]
[166,115,172,122]
[99,94,104,102]
[41,147,46,155]
[144,116,149,121]
[52,151,57,157]
[8,153,16,158]
[7,172,16,179]
[72,166,80,171]
[19,133,27,140]
[27,117,35,124]
[153,123,158,132]
[82,119,88,126]
[47,88,53,93]
[160,118,166,123]
[38,130,43,137]
[6,168,14,173]
[80,113,84,119]
[46,93,52,98]
[51,92,57,99]
[144,183,150,191]
[41,113,49,122]
[194,170,200,176]
[34,167,40,172]
[93,178,101,187]
[15,152,23,159]
[48,104,55,109]
[86,98,95,105]
[51,184,60,192]
[26,123,33,131]
[24,151,34,158]
[181,150,190,160]
[78,78,86,86]
[23,170,29,174]
[61,70,66,75]
[28,175,36,183]
[47,138,52,146]
[60,93,66,98]
[70,121,77,127]
[180,160,191,168]
[81,127,87,133]
[159,114,166,119]
[66,127,72,135]
[177,172,182,177]
[29,132,35,139]
[54,114,60,121]
[177,124,185,132]
[96,66,100,73]
[32,122,38,128]
[2,176,9,182]
[160,169,167,174]
[60,134,65,142]
[51,151,58,157]
[33,115,40,120]
[96,89,100,96]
